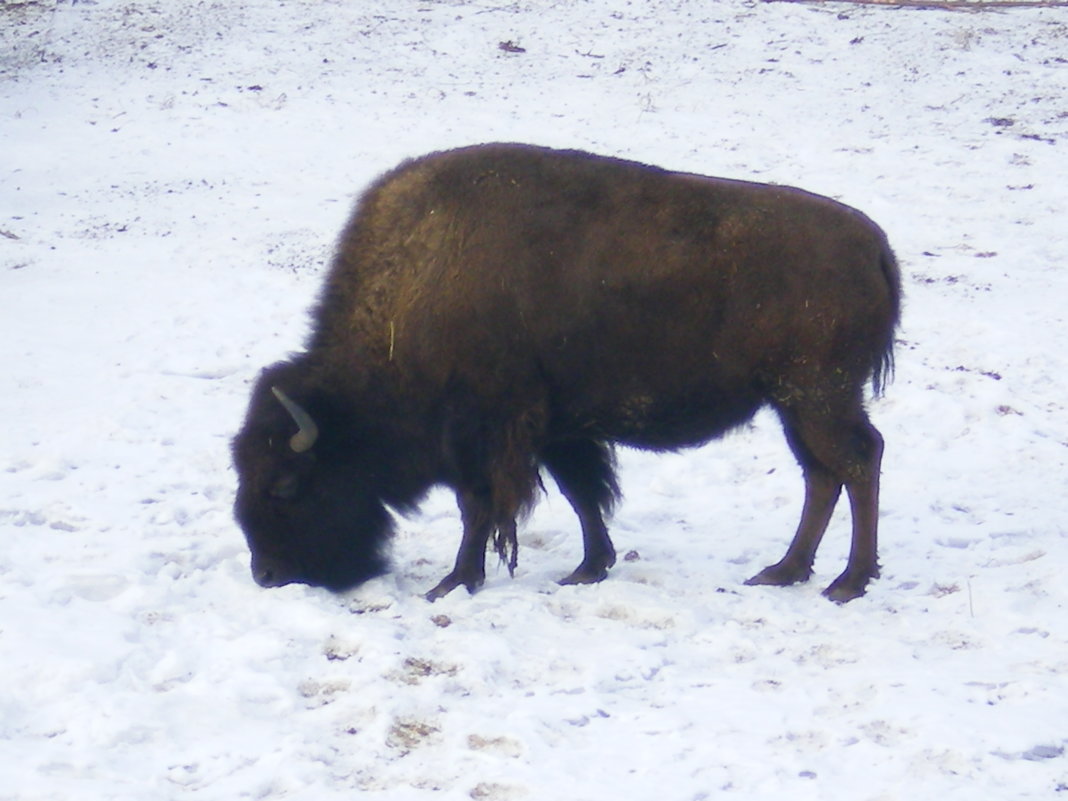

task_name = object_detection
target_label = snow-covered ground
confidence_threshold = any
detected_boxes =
[2,0,1067,798]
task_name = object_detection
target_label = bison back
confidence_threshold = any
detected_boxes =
[314,144,899,449]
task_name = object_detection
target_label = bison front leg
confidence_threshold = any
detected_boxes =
[558,506,616,586]
[425,489,495,602]
[542,438,620,586]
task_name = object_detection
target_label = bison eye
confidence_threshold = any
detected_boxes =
[270,473,300,501]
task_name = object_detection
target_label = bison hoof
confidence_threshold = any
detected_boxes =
[745,561,812,588]
[558,562,611,587]
[822,570,877,604]
[425,570,485,602]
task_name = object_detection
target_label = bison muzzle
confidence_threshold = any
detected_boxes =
[232,143,900,604]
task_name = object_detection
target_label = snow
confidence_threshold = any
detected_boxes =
[2,0,1067,798]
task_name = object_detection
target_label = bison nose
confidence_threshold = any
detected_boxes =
[251,556,299,588]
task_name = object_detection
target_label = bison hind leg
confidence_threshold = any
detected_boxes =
[541,438,621,586]
[753,399,884,602]
[745,467,842,588]
[822,468,883,604]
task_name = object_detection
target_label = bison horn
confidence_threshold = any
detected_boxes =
[271,386,320,453]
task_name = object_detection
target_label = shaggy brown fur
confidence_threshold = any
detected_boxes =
[232,143,900,603]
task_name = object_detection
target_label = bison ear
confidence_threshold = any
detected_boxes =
[271,386,320,453]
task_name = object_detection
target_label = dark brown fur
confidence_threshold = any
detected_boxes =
[232,143,900,603]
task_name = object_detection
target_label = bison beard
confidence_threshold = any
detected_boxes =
[232,143,900,604]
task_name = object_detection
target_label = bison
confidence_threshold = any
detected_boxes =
[232,143,900,604]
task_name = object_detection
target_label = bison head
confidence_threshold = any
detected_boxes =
[231,365,391,591]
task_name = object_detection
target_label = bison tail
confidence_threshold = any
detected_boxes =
[871,243,902,398]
